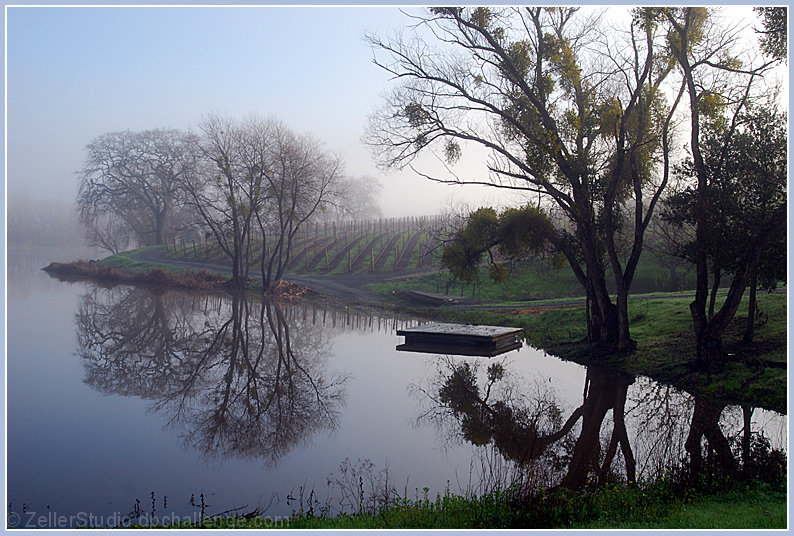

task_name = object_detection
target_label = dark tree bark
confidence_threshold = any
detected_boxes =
[742,274,758,344]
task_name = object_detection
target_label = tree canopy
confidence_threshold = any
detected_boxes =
[180,115,344,290]
[660,6,783,369]
[441,205,556,285]
[367,6,684,351]
[77,129,196,250]
[755,7,787,62]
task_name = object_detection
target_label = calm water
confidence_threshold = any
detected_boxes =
[7,247,786,528]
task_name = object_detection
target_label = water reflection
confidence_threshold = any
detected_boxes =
[68,281,785,506]
[76,287,349,465]
[422,356,784,491]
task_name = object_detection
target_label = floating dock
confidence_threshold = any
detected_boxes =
[396,322,523,357]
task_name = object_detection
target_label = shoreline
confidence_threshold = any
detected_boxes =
[42,252,787,415]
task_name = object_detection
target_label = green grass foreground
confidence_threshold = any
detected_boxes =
[131,480,785,530]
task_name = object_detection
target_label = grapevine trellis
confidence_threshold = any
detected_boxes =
[163,215,453,277]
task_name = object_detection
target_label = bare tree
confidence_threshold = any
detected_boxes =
[81,210,131,255]
[180,114,271,290]
[181,114,344,291]
[77,129,197,248]
[257,123,344,289]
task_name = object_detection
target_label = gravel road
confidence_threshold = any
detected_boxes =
[132,246,391,305]
[130,246,786,310]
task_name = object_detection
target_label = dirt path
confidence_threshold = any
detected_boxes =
[131,246,391,305]
[129,246,786,311]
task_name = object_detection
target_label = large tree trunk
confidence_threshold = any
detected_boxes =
[742,274,758,344]
[615,293,635,353]
[153,206,168,245]
[708,265,721,320]
[692,323,728,372]
[577,220,620,351]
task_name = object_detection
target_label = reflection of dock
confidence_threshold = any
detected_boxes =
[396,323,523,357]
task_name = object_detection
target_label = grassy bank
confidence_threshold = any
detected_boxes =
[369,257,695,302]
[91,248,786,412]
[432,292,786,413]
[133,479,785,530]
[43,259,228,291]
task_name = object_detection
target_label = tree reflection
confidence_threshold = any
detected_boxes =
[561,367,635,488]
[683,396,736,478]
[424,356,765,491]
[76,287,348,465]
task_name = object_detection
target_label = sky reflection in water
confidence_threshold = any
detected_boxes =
[6,250,786,527]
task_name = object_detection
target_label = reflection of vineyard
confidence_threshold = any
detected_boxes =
[162,216,449,276]
[76,287,420,465]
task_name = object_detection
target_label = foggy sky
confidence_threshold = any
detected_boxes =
[6,5,515,218]
[5,5,775,218]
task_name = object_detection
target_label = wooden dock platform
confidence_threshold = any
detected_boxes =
[396,322,523,357]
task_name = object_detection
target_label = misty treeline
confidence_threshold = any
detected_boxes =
[77,114,382,290]
[7,192,84,247]
[365,6,786,368]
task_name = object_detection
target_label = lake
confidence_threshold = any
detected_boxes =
[7,247,786,528]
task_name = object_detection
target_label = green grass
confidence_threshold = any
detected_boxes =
[431,292,786,413]
[370,262,582,301]
[101,247,190,274]
[134,480,785,530]
[571,482,786,529]
[370,253,695,302]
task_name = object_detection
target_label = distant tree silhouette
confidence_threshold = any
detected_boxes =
[77,129,196,249]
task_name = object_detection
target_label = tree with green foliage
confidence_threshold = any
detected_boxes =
[441,205,557,285]
[660,7,782,370]
[754,7,787,62]
[663,104,786,347]
[367,7,683,351]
